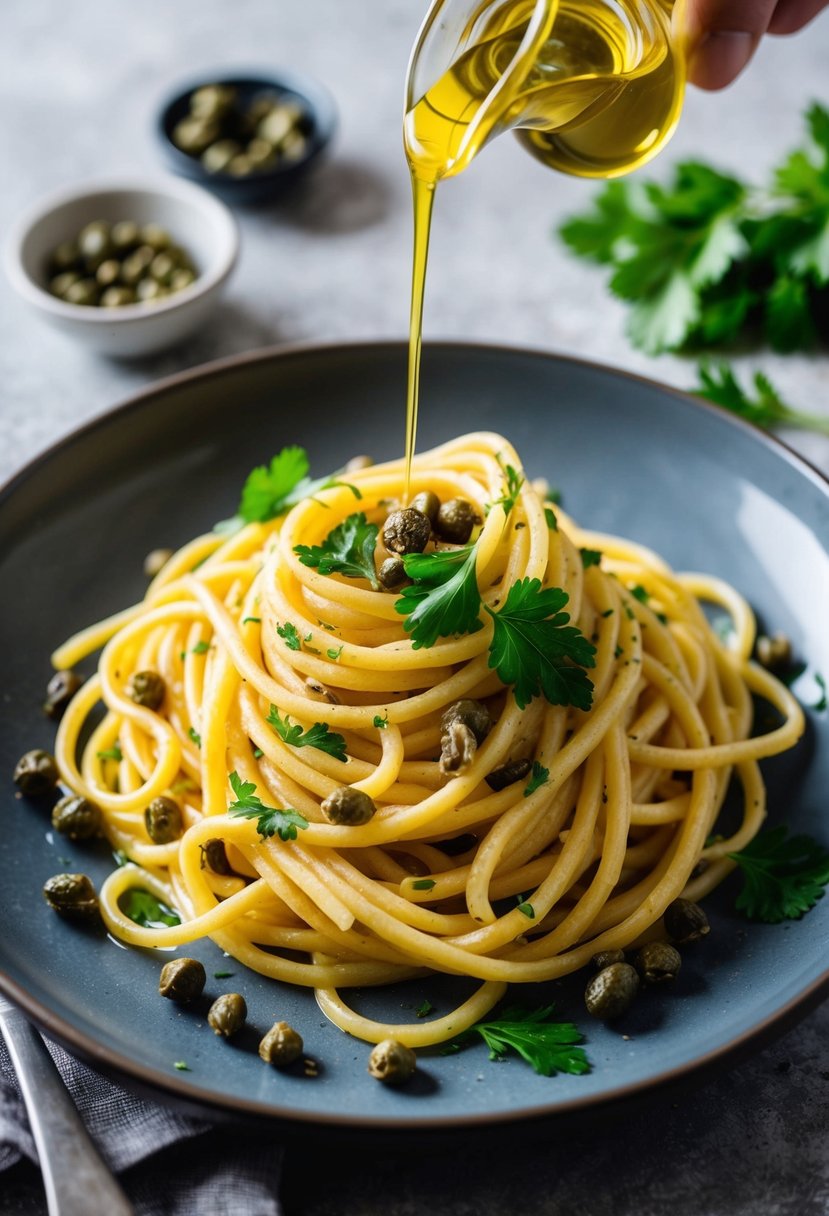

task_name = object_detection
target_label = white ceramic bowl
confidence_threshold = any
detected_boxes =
[4,177,239,357]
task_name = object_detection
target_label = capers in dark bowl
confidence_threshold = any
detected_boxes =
[208,993,247,1038]
[144,796,183,844]
[42,873,100,922]
[14,749,59,797]
[368,1038,417,1085]
[664,898,710,945]
[52,794,102,841]
[44,669,83,719]
[633,941,682,986]
[159,957,206,1003]
[434,497,476,544]
[259,1020,303,1067]
[382,507,432,556]
[321,786,377,826]
[584,962,639,1020]
[127,670,166,710]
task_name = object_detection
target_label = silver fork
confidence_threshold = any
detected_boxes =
[0,993,133,1216]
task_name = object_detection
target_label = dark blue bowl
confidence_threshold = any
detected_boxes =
[155,69,337,205]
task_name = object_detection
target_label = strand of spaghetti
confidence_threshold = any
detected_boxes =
[315,980,507,1047]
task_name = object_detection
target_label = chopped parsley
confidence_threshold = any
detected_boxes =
[517,901,536,919]
[415,999,435,1018]
[411,878,436,891]
[227,771,309,841]
[191,640,210,655]
[214,970,234,979]
[447,1005,590,1077]
[729,826,829,922]
[373,713,389,729]
[813,673,828,712]
[241,616,261,625]
[122,889,181,929]
[493,456,524,518]
[294,513,379,590]
[580,548,602,569]
[326,646,344,661]
[173,1060,190,1071]
[277,621,302,652]
[397,544,482,649]
[97,743,123,762]
[694,364,829,435]
[523,761,550,797]
[544,507,558,531]
[266,705,347,761]
[187,727,202,748]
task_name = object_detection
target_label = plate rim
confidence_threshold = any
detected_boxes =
[2,337,828,1129]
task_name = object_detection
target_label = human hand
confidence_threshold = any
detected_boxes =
[678,0,829,90]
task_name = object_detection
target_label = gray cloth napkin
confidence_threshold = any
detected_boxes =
[0,1036,284,1215]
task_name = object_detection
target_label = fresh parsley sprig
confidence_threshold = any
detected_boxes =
[226,771,309,841]
[493,457,524,519]
[294,513,380,590]
[447,1005,590,1077]
[122,889,181,929]
[694,364,829,435]
[266,705,347,762]
[728,826,829,923]
[396,545,483,649]
[216,446,361,533]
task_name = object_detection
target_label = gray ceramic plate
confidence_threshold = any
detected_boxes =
[1,341,828,1129]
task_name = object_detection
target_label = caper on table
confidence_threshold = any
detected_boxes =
[52,794,102,841]
[259,1020,303,1067]
[14,749,59,797]
[434,497,476,544]
[208,993,247,1038]
[382,507,432,556]
[634,941,681,985]
[368,1038,417,1085]
[127,670,166,710]
[584,962,639,1020]
[485,758,532,792]
[591,948,626,970]
[45,220,197,309]
[159,957,206,1003]
[321,786,377,826]
[42,873,100,922]
[664,898,710,945]
[43,669,83,718]
[144,796,183,844]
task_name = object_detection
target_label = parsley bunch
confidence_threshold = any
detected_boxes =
[559,103,829,355]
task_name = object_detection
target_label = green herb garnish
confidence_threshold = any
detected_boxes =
[326,646,344,661]
[517,901,536,919]
[373,713,389,729]
[411,878,436,891]
[397,544,482,649]
[544,507,558,531]
[693,364,829,435]
[191,640,210,655]
[277,621,302,652]
[493,457,524,518]
[813,673,828,711]
[266,705,347,761]
[728,826,829,922]
[580,549,602,569]
[174,1060,190,1071]
[294,513,379,590]
[97,744,123,762]
[227,771,309,841]
[523,761,550,797]
[214,970,234,979]
[415,999,434,1018]
[448,1005,590,1077]
[122,889,181,929]
[242,616,261,625]
[187,727,202,748]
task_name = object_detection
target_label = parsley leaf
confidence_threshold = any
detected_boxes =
[227,771,309,841]
[396,545,483,649]
[294,513,379,590]
[493,456,524,518]
[693,364,829,434]
[373,713,389,729]
[191,640,210,655]
[239,446,310,524]
[277,621,302,651]
[97,743,123,762]
[174,1060,190,1071]
[121,889,181,929]
[580,548,602,569]
[523,761,549,797]
[415,999,434,1018]
[728,826,829,922]
[266,705,347,761]
[449,1005,590,1077]
[188,726,202,748]
[411,878,436,891]
[486,579,596,711]
[517,901,535,919]
[544,506,558,531]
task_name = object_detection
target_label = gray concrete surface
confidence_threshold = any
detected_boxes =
[1,1,829,1212]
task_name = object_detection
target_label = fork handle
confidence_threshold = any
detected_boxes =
[0,1004,133,1216]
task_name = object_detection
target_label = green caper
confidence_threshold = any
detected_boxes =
[227,154,254,177]
[95,259,121,288]
[126,670,166,710]
[52,794,102,840]
[584,962,639,1020]
[257,105,299,146]
[439,700,492,776]
[633,941,681,985]
[50,240,80,272]
[321,786,377,826]
[246,138,277,169]
[77,221,112,268]
[664,898,710,944]
[368,1038,417,1085]
[169,268,196,294]
[755,632,792,672]
[434,498,476,544]
[111,220,140,252]
[201,139,242,174]
[259,1020,303,1067]
[383,507,431,556]
[409,491,440,524]
[150,253,177,285]
[136,278,167,303]
[485,758,532,792]
[100,286,136,308]
[144,548,174,578]
[247,93,280,125]
[64,278,99,307]
[14,749,59,797]
[42,873,99,922]
[201,837,232,875]
[140,224,171,252]
[190,84,237,121]
[208,992,247,1038]
[378,557,407,591]
[144,796,182,844]
[49,271,80,298]
[44,669,83,719]
[120,246,155,285]
[441,700,492,745]
[158,957,206,1003]
[172,115,221,155]
[281,130,309,161]
[591,948,626,970]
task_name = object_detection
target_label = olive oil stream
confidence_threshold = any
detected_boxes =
[402,0,684,496]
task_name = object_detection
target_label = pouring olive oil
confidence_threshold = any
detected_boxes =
[402,0,685,494]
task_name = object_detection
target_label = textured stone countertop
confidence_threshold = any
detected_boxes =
[1,2,828,1214]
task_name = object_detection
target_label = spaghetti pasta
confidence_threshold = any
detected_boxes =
[52,432,804,1046]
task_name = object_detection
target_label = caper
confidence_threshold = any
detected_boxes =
[246,138,277,169]
[50,240,80,272]
[201,837,232,875]
[49,271,80,298]
[14,749,59,797]
[172,115,221,155]
[247,93,280,125]
[257,105,299,146]
[281,130,308,161]
[633,941,681,985]
[441,700,492,745]
[485,758,532,792]
[321,786,377,826]
[259,1020,303,1067]
[440,721,477,776]
[140,224,171,252]
[42,873,99,922]
[150,252,177,285]
[52,794,102,841]
[208,992,247,1038]
[126,670,166,710]
[409,490,440,524]
[664,898,710,944]
[64,278,99,307]
[434,498,476,544]
[304,677,339,705]
[201,139,242,174]
[136,278,166,303]
[584,962,639,1020]
[77,221,112,268]
[344,454,374,473]
[120,247,155,285]
[95,259,121,288]
[144,548,174,578]
[368,1038,417,1085]
[169,268,196,293]
[383,507,431,556]
[100,286,136,308]
[111,220,140,252]
[44,669,83,719]
[158,957,206,1003]
[190,84,237,121]
[144,796,182,844]
[591,948,626,970]
[227,154,254,177]
[755,632,792,672]
[378,557,407,591]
